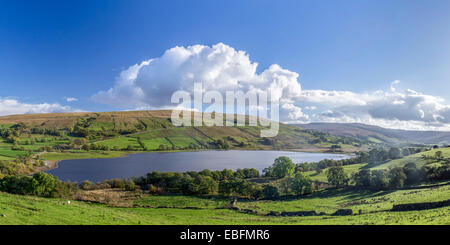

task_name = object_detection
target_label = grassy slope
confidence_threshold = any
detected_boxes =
[0,110,364,155]
[1,182,449,225]
[305,163,365,183]
[369,147,450,170]
[236,182,450,214]
[304,147,450,184]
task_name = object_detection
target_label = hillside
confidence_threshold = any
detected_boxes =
[299,123,450,145]
[0,181,448,224]
[0,111,364,163]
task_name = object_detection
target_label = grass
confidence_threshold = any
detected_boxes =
[421,147,450,158]
[95,137,141,149]
[0,110,368,164]
[369,147,450,170]
[306,163,367,183]
[1,182,449,224]
[236,180,450,216]
[0,155,14,160]
[0,149,29,158]
[39,151,132,161]
[142,138,173,150]
[134,195,230,209]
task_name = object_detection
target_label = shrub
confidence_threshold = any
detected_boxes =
[388,167,407,189]
[327,166,349,187]
[291,172,312,195]
[264,156,295,178]
[262,185,279,200]
[124,179,136,191]
[370,170,389,190]
[80,180,93,190]
[0,173,74,198]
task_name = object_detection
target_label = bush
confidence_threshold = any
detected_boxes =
[388,167,407,189]
[148,184,163,195]
[104,178,125,189]
[264,156,295,178]
[403,162,425,185]
[30,172,60,197]
[327,166,349,187]
[353,167,409,190]
[291,172,312,195]
[426,165,450,181]
[0,173,74,198]
[124,179,136,191]
[80,180,93,190]
[262,185,279,200]
[370,170,389,190]
[0,175,32,195]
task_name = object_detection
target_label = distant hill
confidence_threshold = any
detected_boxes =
[0,110,364,152]
[299,123,450,145]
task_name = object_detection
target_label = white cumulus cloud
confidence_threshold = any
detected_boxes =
[92,43,450,131]
[0,98,80,116]
[92,43,306,122]
[65,97,78,102]
[302,87,450,130]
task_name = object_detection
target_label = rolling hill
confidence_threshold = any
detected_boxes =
[0,110,364,154]
[299,123,450,145]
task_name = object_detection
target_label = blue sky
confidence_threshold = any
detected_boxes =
[1,0,450,130]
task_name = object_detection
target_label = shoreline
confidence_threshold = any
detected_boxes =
[36,148,356,174]
[32,160,60,174]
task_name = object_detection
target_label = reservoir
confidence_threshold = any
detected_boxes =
[47,150,350,183]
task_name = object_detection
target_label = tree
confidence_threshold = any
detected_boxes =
[218,180,233,196]
[370,170,389,190]
[216,139,230,149]
[81,144,90,151]
[124,179,137,191]
[262,185,279,200]
[326,166,349,187]
[353,169,372,187]
[435,151,443,160]
[402,148,411,157]
[137,137,147,151]
[72,138,86,146]
[369,148,389,163]
[279,178,292,194]
[388,167,407,189]
[330,144,342,152]
[220,169,234,180]
[80,180,93,190]
[388,147,402,159]
[403,162,425,185]
[271,156,295,178]
[30,172,60,197]
[291,172,312,195]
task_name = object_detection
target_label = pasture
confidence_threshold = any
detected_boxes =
[0,181,448,225]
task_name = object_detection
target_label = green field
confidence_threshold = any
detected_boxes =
[236,182,450,214]
[40,151,132,161]
[96,137,141,149]
[306,163,366,183]
[0,110,366,158]
[0,181,449,225]
[0,110,448,225]
[369,147,450,170]
[134,195,230,209]
[0,149,29,158]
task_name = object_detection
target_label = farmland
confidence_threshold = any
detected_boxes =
[0,111,449,225]
[0,180,448,225]
[0,110,365,154]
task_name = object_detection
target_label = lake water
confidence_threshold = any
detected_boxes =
[47,150,350,183]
